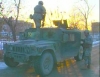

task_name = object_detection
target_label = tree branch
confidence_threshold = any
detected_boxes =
[14,0,21,28]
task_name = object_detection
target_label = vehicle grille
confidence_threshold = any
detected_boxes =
[8,45,32,54]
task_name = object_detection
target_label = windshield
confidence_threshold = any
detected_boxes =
[21,28,62,41]
[26,30,54,40]
[27,31,37,39]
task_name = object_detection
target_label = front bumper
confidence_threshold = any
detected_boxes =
[5,52,29,62]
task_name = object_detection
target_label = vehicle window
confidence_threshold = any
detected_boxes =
[27,32,36,39]
[63,34,68,42]
[69,34,75,41]
[43,31,54,40]
[63,33,75,42]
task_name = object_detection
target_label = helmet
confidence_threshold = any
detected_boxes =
[84,30,89,34]
[38,1,43,5]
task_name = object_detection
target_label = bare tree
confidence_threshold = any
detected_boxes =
[75,0,95,29]
[0,0,21,41]
[0,17,4,31]
[68,7,85,30]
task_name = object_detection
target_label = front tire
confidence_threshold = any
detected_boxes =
[34,52,54,76]
[74,46,83,61]
[4,54,19,67]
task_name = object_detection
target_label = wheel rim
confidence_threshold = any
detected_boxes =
[41,52,54,75]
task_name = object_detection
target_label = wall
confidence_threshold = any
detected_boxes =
[92,22,100,34]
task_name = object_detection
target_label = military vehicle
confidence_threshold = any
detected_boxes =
[3,20,84,76]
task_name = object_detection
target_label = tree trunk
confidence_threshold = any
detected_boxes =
[7,17,17,41]
[85,18,88,30]
[12,27,16,41]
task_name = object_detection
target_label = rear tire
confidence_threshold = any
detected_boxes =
[34,52,54,76]
[74,46,83,61]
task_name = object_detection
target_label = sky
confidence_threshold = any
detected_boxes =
[23,0,78,13]
[22,0,99,22]
[1,0,99,22]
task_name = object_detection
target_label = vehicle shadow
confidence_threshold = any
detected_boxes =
[25,59,98,77]
[46,59,83,77]
[18,59,81,77]
[0,59,98,77]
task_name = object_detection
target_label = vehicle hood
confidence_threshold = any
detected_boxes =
[7,40,56,47]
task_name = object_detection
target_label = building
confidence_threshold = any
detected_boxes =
[92,22,100,34]
[1,20,32,34]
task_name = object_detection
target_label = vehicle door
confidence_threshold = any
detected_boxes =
[61,31,79,58]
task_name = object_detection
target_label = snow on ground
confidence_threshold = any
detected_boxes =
[0,62,8,69]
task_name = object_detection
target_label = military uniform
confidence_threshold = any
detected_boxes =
[33,1,46,28]
[83,30,93,69]
[32,1,46,40]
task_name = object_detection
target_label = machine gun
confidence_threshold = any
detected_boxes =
[53,19,68,28]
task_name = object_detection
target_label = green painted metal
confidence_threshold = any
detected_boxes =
[3,20,83,65]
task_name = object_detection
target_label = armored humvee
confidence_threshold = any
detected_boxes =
[3,20,84,76]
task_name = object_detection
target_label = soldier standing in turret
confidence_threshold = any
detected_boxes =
[30,1,46,40]
[33,1,46,28]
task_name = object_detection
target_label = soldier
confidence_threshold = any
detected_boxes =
[82,30,93,69]
[30,1,46,40]
[32,1,46,28]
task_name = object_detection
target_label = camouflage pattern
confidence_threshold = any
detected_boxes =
[83,30,93,66]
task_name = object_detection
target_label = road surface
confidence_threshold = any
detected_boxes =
[0,45,99,77]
